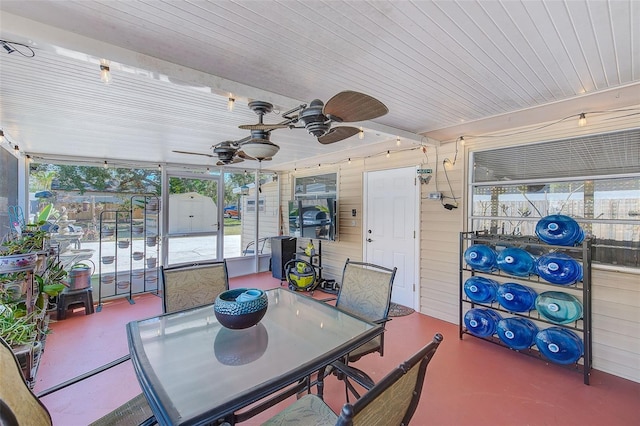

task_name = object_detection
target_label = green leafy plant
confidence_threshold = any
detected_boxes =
[35,259,68,300]
[1,222,48,255]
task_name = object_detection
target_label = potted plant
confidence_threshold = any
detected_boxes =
[0,224,48,273]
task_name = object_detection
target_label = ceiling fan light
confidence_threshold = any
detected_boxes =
[241,140,279,160]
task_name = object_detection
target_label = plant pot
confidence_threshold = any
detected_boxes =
[101,274,115,284]
[1,280,26,302]
[117,281,130,290]
[132,225,144,235]
[0,252,39,273]
[132,251,144,261]
[102,228,114,238]
[102,256,115,264]
[146,236,157,247]
[146,258,157,268]
[118,240,130,249]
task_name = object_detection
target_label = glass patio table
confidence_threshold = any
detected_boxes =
[127,287,382,426]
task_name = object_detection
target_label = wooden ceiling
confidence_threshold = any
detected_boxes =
[1,1,638,170]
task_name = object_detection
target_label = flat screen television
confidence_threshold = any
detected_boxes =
[288,198,337,241]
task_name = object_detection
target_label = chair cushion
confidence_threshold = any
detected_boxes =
[89,393,154,426]
[261,394,337,426]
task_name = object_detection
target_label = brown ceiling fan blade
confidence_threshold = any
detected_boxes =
[173,150,215,158]
[239,123,288,131]
[323,91,388,122]
[237,150,255,160]
[318,126,360,144]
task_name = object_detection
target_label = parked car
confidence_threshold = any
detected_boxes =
[224,205,239,219]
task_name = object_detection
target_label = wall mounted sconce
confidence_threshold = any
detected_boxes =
[578,113,587,127]
[100,59,112,84]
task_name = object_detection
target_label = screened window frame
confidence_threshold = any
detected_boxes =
[467,129,640,269]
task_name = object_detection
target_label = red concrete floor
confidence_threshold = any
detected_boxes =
[33,272,639,425]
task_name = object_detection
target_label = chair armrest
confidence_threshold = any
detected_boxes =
[36,354,131,398]
[331,360,375,390]
[317,296,337,303]
[373,317,392,325]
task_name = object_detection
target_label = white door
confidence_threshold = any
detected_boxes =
[365,167,418,308]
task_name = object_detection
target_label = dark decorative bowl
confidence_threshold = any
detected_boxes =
[214,288,268,330]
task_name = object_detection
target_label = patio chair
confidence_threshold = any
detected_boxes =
[262,333,443,426]
[335,258,397,362]
[161,260,229,314]
[0,337,155,425]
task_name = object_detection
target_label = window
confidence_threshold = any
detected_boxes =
[469,129,640,268]
[289,173,338,241]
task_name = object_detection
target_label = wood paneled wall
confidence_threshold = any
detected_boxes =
[276,108,639,382]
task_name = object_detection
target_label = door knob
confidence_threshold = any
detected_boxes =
[367,238,372,242]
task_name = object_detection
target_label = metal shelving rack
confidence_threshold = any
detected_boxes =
[96,195,159,311]
[459,231,593,385]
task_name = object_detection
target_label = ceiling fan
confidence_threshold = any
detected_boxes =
[173,100,282,164]
[173,91,387,164]
[274,91,388,144]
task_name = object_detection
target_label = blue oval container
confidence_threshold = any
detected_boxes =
[464,244,498,272]
[496,283,538,312]
[535,327,584,365]
[535,291,583,324]
[535,215,584,246]
[464,308,502,338]
[536,252,582,285]
[463,276,500,303]
[496,247,536,277]
[497,317,539,350]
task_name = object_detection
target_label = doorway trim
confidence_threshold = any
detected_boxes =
[363,165,421,310]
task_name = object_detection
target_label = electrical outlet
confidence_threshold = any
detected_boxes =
[428,192,442,200]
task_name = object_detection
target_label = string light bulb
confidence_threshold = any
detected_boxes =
[13,145,19,153]
[386,150,390,158]
[103,160,108,169]
[459,136,465,146]
[228,97,235,112]
[359,127,364,140]
[348,158,351,165]
[158,164,162,171]
[318,163,321,169]
[578,113,587,127]
[99,59,112,84]
[396,136,401,146]
[0,130,4,142]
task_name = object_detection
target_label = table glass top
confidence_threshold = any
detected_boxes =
[128,288,379,424]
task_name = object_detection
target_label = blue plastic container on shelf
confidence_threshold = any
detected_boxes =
[497,317,539,350]
[535,327,584,365]
[496,247,536,277]
[463,276,499,304]
[536,252,583,285]
[464,308,502,338]
[464,244,498,272]
[496,282,538,312]
[535,215,585,246]
[535,291,583,324]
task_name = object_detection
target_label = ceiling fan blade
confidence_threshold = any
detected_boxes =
[323,91,388,122]
[173,150,215,158]
[318,126,360,144]
[239,123,288,131]
[217,157,244,166]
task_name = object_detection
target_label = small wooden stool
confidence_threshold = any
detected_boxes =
[57,287,95,320]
